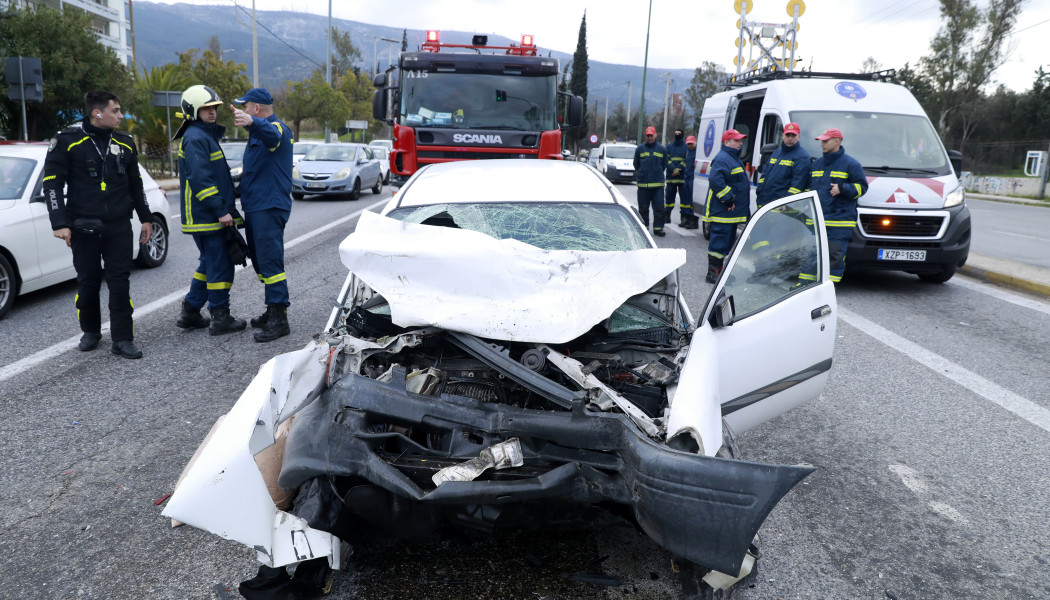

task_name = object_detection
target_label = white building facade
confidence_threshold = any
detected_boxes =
[1,0,134,67]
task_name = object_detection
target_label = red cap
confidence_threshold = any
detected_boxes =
[721,129,746,143]
[815,128,844,141]
[783,122,801,135]
[645,126,657,136]
[686,135,697,144]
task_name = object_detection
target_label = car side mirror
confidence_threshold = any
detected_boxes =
[947,149,963,176]
[708,291,735,328]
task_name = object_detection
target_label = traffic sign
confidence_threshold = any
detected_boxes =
[589,134,598,144]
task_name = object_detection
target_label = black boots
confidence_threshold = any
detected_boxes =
[705,256,724,284]
[253,304,290,343]
[79,332,102,351]
[176,301,210,330]
[680,214,699,229]
[209,306,247,336]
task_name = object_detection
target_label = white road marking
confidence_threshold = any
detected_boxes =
[0,198,388,384]
[664,223,698,237]
[992,230,1050,242]
[889,464,969,525]
[839,307,1050,434]
[951,276,1050,316]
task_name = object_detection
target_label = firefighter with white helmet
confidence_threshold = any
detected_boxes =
[172,84,247,336]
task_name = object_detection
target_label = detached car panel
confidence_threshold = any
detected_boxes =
[165,160,834,580]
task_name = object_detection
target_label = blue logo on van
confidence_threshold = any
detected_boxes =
[835,81,867,100]
[703,121,716,157]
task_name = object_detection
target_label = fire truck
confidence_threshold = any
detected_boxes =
[372,31,584,183]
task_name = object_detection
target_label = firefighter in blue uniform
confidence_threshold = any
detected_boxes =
[703,129,751,283]
[231,88,294,343]
[633,126,668,236]
[681,135,699,229]
[755,122,811,209]
[44,90,153,359]
[801,128,868,283]
[664,128,696,229]
[172,84,247,335]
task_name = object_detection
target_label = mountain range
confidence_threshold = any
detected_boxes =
[133,2,696,118]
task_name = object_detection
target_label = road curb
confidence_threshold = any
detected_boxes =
[959,262,1050,299]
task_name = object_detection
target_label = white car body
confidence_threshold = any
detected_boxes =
[0,142,171,319]
[595,142,637,183]
[164,159,836,581]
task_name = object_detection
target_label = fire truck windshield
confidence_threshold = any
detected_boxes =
[399,71,558,131]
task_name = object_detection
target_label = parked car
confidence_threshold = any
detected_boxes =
[594,142,638,183]
[368,139,393,152]
[292,140,322,165]
[291,143,383,200]
[0,141,170,319]
[371,145,391,184]
[220,141,246,196]
[165,158,837,595]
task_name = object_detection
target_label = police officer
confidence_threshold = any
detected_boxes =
[802,128,868,283]
[172,84,247,335]
[44,90,153,359]
[633,126,668,237]
[664,128,694,228]
[681,135,699,229]
[703,129,751,283]
[230,88,294,343]
[755,122,811,209]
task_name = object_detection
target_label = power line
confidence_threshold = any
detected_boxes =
[225,0,325,70]
[1010,17,1050,36]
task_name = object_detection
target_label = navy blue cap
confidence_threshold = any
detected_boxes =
[233,88,273,105]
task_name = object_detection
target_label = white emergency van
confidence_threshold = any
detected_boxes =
[594,142,638,183]
[693,71,970,283]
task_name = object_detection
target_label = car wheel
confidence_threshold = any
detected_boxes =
[349,178,361,200]
[134,215,168,268]
[384,171,390,184]
[702,220,711,240]
[918,266,955,283]
[292,192,305,200]
[0,253,16,320]
[372,174,384,195]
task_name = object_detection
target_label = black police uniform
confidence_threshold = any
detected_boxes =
[44,121,152,342]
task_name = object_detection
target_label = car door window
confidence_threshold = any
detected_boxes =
[721,195,822,319]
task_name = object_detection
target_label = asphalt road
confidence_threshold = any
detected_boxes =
[1,184,1048,599]
[968,198,1050,269]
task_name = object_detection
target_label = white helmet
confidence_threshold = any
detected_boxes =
[172,85,223,140]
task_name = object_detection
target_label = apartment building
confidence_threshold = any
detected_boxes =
[0,0,134,67]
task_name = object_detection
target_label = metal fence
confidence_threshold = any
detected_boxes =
[960,139,1050,175]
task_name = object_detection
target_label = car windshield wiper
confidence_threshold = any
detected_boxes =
[865,165,940,174]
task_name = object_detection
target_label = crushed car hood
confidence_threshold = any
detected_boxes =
[339,211,686,344]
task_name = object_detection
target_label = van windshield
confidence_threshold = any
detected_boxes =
[605,146,635,159]
[790,111,951,176]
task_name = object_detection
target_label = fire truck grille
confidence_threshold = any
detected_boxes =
[859,214,945,237]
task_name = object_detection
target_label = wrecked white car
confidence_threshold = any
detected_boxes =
[164,159,836,594]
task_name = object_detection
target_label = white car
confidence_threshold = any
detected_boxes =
[291,140,322,165]
[164,159,836,594]
[368,139,393,152]
[0,141,170,319]
[371,145,391,184]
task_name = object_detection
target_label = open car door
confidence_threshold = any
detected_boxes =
[692,191,836,437]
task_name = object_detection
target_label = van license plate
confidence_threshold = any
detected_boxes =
[878,249,926,261]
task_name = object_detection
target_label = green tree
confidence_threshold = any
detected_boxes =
[275,71,350,140]
[174,48,252,133]
[127,64,190,174]
[0,6,131,139]
[568,12,589,149]
[330,27,363,81]
[684,61,724,131]
[917,0,1025,144]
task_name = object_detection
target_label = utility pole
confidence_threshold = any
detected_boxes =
[637,0,652,142]
[626,81,632,141]
[324,0,331,142]
[603,96,609,141]
[660,73,671,145]
[251,0,258,86]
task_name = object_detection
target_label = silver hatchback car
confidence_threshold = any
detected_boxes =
[291,143,384,200]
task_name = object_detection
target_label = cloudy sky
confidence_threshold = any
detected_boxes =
[152,0,1049,91]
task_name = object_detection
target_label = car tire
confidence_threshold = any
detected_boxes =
[349,178,361,200]
[372,175,383,195]
[384,171,390,184]
[0,253,16,320]
[291,192,305,200]
[134,215,168,268]
[918,266,955,283]
[702,220,711,240]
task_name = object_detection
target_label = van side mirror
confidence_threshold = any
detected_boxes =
[947,150,963,176]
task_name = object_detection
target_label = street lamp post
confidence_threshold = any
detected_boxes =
[637,0,652,141]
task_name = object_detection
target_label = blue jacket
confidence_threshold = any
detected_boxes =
[633,141,667,187]
[684,147,697,179]
[756,141,811,208]
[703,144,750,223]
[807,146,868,228]
[178,121,241,235]
[665,138,688,184]
[240,113,293,213]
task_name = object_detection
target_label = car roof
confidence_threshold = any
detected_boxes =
[0,142,50,159]
[394,159,622,208]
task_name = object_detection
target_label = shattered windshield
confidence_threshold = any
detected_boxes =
[386,202,651,251]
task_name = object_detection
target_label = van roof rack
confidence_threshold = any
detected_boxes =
[724,68,897,88]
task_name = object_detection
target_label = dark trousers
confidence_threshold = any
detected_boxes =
[186,232,235,309]
[664,181,694,218]
[71,220,135,340]
[707,221,739,260]
[245,208,290,306]
[637,186,665,230]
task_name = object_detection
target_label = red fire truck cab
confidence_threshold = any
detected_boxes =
[372,31,584,184]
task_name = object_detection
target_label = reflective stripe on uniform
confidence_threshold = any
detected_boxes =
[210,150,224,161]
[730,167,744,174]
[707,215,747,223]
[715,185,732,198]
[257,272,287,284]
[826,220,856,228]
[811,170,824,177]
[779,160,794,166]
[196,186,218,201]
[637,182,664,188]
[193,272,208,281]
[788,187,801,194]
[206,281,233,290]
[830,171,848,178]
[67,137,90,151]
